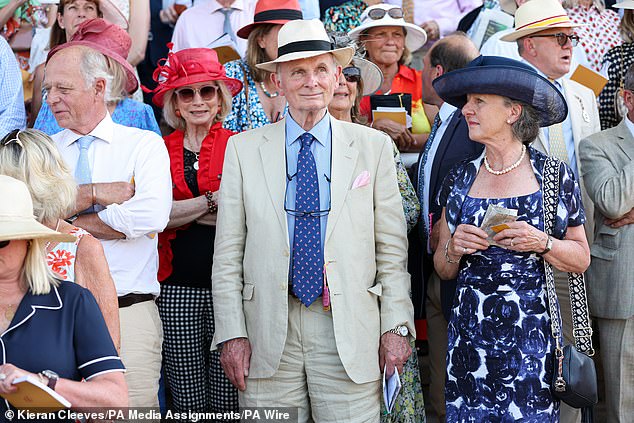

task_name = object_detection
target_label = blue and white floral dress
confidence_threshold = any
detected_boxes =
[438,147,585,422]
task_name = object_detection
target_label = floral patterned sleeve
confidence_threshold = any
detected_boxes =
[322,0,367,33]
[557,161,586,231]
[392,143,420,232]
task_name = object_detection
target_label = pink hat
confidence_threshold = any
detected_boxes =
[147,47,243,107]
[47,18,138,94]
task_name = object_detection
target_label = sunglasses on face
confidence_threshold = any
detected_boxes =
[367,7,404,20]
[0,129,23,148]
[342,66,361,83]
[529,32,580,47]
[175,85,219,103]
[0,240,10,249]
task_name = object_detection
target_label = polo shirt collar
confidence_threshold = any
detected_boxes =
[2,285,63,337]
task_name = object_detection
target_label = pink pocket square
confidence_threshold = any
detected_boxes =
[352,171,371,189]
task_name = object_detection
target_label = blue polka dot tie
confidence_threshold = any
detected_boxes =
[291,133,323,307]
[75,135,96,185]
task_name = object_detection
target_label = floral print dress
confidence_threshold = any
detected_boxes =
[46,227,89,281]
[438,148,585,422]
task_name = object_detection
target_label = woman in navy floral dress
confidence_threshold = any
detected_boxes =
[431,56,591,422]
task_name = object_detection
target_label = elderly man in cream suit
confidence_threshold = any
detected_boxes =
[211,19,414,422]
[502,2,601,422]
[579,63,634,423]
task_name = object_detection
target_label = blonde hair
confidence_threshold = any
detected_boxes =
[246,24,278,83]
[0,129,77,224]
[104,56,127,103]
[621,10,634,43]
[23,239,59,295]
[163,82,233,131]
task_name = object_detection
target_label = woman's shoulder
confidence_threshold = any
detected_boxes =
[224,58,247,78]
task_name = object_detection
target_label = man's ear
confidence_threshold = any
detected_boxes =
[271,71,284,96]
[434,64,444,78]
[93,77,107,100]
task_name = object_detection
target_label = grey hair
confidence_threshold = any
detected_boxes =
[503,98,540,145]
[23,239,59,295]
[624,63,634,91]
[77,46,114,103]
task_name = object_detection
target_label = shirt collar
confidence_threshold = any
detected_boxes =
[210,0,244,12]
[64,112,115,148]
[522,59,564,90]
[285,112,331,147]
[438,103,457,123]
[625,115,634,139]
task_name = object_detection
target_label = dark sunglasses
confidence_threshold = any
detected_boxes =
[0,240,10,249]
[529,32,579,47]
[342,66,361,83]
[367,7,404,20]
[175,85,219,103]
[0,129,23,148]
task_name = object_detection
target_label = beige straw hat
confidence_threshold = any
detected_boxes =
[257,19,354,73]
[500,0,582,42]
[613,1,634,9]
[0,175,75,243]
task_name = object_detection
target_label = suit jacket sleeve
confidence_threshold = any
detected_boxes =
[211,136,248,347]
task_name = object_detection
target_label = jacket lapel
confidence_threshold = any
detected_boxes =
[259,120,289,245]
[325,120,358,244]
[429,111,460,201]
[614,120,634,161]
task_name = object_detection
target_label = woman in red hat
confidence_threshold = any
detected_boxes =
[150,47,243,415]
[223,0,303,132]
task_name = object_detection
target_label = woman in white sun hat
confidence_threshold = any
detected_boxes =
[349,4,436,158]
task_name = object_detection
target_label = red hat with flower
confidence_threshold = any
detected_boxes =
[47,18,138,94]
[146,46,243,107]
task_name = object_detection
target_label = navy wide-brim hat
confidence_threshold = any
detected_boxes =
[432,55,568,127]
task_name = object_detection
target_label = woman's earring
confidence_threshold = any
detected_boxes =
[175,110,181,118]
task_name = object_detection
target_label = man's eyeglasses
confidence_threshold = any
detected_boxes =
[367,7,404,20]
[342,66,361,83]
[175,85,219,103]
[529,32,580,47]
[284,172,331,218]
[0,240,10,249]
[0,129,23,148]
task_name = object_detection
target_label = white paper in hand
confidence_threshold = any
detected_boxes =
[382,365,401,414]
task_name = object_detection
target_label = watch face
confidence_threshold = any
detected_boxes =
[398,326,408,336]
[42,370,58,380]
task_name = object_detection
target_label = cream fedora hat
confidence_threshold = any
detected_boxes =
[613,1,634,9]
[256,19,354,73]
[500,0,582,42]
[0,175,75,243]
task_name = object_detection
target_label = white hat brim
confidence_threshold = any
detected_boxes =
[0,219,76,243]
[349,20,427,52]
[256,46,355,73]
[613,1,634,9]
[500,21,583,42]
[352,57,383,95]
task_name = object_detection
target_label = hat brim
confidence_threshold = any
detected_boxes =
[152,74,244,107]
[48,40,139,94]
[0,220,76,243]
[256,46,355,73]
[613,1,634,9]
[237,20,288,39]
[349,21,427,52]
[500,22,583,42]
[352,57,383,95]
[432,64,568,127]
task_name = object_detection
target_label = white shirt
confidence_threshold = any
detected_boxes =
[626,114,634,139]
[170,0,257,57]
[53,113,172,296]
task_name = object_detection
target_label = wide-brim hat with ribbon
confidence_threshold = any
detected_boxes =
[256,19,355,73]
[237,0,303,39]
[148,47,243,107]
[613,1,634,9]
[348,4,427,52]
[500,0,582,42]
[0,175,75,243]
[432,55,568,127]
[47,18,138,94]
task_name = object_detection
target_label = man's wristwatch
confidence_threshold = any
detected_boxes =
[388,325,409,337]
[540,236,553,255]
[40,370,59,391]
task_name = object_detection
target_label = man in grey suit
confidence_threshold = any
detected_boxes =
[579,63,634,423]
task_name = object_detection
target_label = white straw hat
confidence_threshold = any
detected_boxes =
[256,19,354,73]
[348,4,427,52]
[500,0,582,42]
[0,175,75,243]
[352,56,383,95]
[613,1,634,9]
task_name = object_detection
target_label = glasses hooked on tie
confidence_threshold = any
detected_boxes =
[284,172,332,218]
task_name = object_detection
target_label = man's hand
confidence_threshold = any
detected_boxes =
[220,337,251,391]
[605,207,634,228]
[93,182,135,206]
[372,119,416,151]
[159,5,179,25]
[379,332,411,377]
[421,20,440,40]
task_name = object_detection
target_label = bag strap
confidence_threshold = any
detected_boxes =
[541,156,594,356]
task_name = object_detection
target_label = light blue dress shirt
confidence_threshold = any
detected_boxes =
[285,112,332,257]
[542,77,578,178]
[0,36,26,136]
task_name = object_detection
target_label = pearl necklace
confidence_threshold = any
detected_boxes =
[259,81,279,98]
[484,144,527,175]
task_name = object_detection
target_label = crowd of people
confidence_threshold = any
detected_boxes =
[0,0,633,422]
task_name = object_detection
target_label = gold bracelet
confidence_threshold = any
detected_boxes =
[91,184,97,206]
[444,238,460,264]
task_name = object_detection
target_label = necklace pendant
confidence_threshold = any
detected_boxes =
[193,161,199,171]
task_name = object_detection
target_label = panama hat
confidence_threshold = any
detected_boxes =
[432,55,568,127]
[47,18,138,94]
[613,1,634,9]
[348,4,427,52]
[0,174,75,243]
[237,0,303,39]
[148,48,243,107]
[500,0,582,42]
[257,19,354,73]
